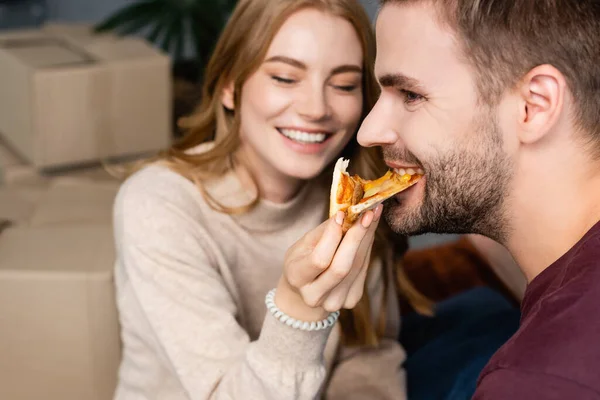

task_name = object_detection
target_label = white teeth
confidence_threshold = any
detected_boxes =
[279,129,327,144]
[394,167,424,176]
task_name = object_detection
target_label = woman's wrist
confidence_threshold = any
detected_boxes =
[275,277,330,322]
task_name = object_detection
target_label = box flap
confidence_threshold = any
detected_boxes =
[0,137,24,168]
[42,22,119,48]
[0,224,115,275]
[0,186,46,223]
[29,178,119,227]
[42,22,114,39]
[0,23,167,68]
[0,28,44,41]
[0,37,94,68]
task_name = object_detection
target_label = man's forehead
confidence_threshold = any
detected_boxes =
[375,3,461,83]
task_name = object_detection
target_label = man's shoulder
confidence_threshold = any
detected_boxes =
[565,230,600,280]
[475,367,600,400]
[479,250,600,394]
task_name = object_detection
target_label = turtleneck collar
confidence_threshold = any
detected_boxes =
[204,167,326,233]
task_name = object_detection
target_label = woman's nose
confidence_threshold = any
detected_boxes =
[296,84,331,121]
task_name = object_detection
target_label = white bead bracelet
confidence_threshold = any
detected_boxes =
[265,288,340,331]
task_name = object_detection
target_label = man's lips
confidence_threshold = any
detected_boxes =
[393,174,425,204]
[385,160,424,176]
[385,160,422,170]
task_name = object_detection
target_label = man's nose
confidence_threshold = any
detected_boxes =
[357,99,399,147]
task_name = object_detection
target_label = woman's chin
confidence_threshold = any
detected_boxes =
[280,164,325,181]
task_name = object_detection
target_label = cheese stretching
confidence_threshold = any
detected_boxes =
[329,158,423,232]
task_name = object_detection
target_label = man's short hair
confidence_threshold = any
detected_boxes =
[380,0,600,151]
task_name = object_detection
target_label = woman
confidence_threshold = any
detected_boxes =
[112,0,430,398]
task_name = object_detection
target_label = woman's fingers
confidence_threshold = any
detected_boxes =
[344,205,383,304]
[285,204,384,312]
[322,205,383,310]
[285,212,344,290]
[302,209,376,310]
[310,211,345,270]
[343,245,373,308]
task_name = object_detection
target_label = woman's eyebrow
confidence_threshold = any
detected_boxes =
[264,55,306,69]
[331,65,363,75]
[264,56,362,76]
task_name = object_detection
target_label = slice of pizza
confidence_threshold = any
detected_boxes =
[329,158,423,232]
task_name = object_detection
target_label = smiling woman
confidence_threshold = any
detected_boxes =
[110,1,430,399]
[220,9,365,186]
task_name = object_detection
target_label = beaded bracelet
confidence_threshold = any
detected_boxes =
[265,288,340,331]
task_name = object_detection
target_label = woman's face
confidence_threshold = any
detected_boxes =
[226,7,364,182]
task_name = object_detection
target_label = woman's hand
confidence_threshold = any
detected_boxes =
[275,204,383,322]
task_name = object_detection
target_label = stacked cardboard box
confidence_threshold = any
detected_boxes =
[0,22,172,399]
[0,23,171,169]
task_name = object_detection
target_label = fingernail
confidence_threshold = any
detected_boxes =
[335,211,345,226]
[374,204,383,222]
[361,211,374,228]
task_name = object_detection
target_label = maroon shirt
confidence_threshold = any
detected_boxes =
[474,220,600,400]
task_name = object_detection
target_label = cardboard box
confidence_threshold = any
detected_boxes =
[0,224,120,400]
[0,175,121,400]
[0,23,172,168]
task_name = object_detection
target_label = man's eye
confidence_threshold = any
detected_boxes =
[400,89,425,104]
[272,76,296,84]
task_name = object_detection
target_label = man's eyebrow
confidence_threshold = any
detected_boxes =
[264,56,306,69]
[378,73,423,91]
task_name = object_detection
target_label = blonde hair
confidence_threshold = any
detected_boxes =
[120,0,432,347]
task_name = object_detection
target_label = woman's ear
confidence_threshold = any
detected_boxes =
[516,64,565,144]
[222,81,235,111]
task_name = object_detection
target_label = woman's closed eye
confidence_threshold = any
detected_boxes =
[330,73,361,93]
[271,75,296,85]
[332,84,358,92]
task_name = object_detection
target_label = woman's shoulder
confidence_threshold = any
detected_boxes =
[119,162,196,203]
[117,141,217,203]
[114,162,207,227]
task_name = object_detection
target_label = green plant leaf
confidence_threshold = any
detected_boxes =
[158,11,181,55]
[145,17,167,45]
[189,2,226,36]
[93,0,165,33]
[94,0,238,68]
[112,11,156,36]
[188,13,213,62]
[172,17,185,61]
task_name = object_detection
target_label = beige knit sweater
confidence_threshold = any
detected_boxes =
[112,162,407,399]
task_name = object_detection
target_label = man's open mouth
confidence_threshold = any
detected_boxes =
[392,167,424,176]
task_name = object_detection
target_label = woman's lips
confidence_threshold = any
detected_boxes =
[276,127,335,155]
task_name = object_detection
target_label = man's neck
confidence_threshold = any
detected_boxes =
[506,153,600,282]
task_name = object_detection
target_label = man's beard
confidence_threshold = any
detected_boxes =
[384,109,512,242]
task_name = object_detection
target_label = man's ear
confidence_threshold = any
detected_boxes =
[516,64,565,144]
[222,81,235,111]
